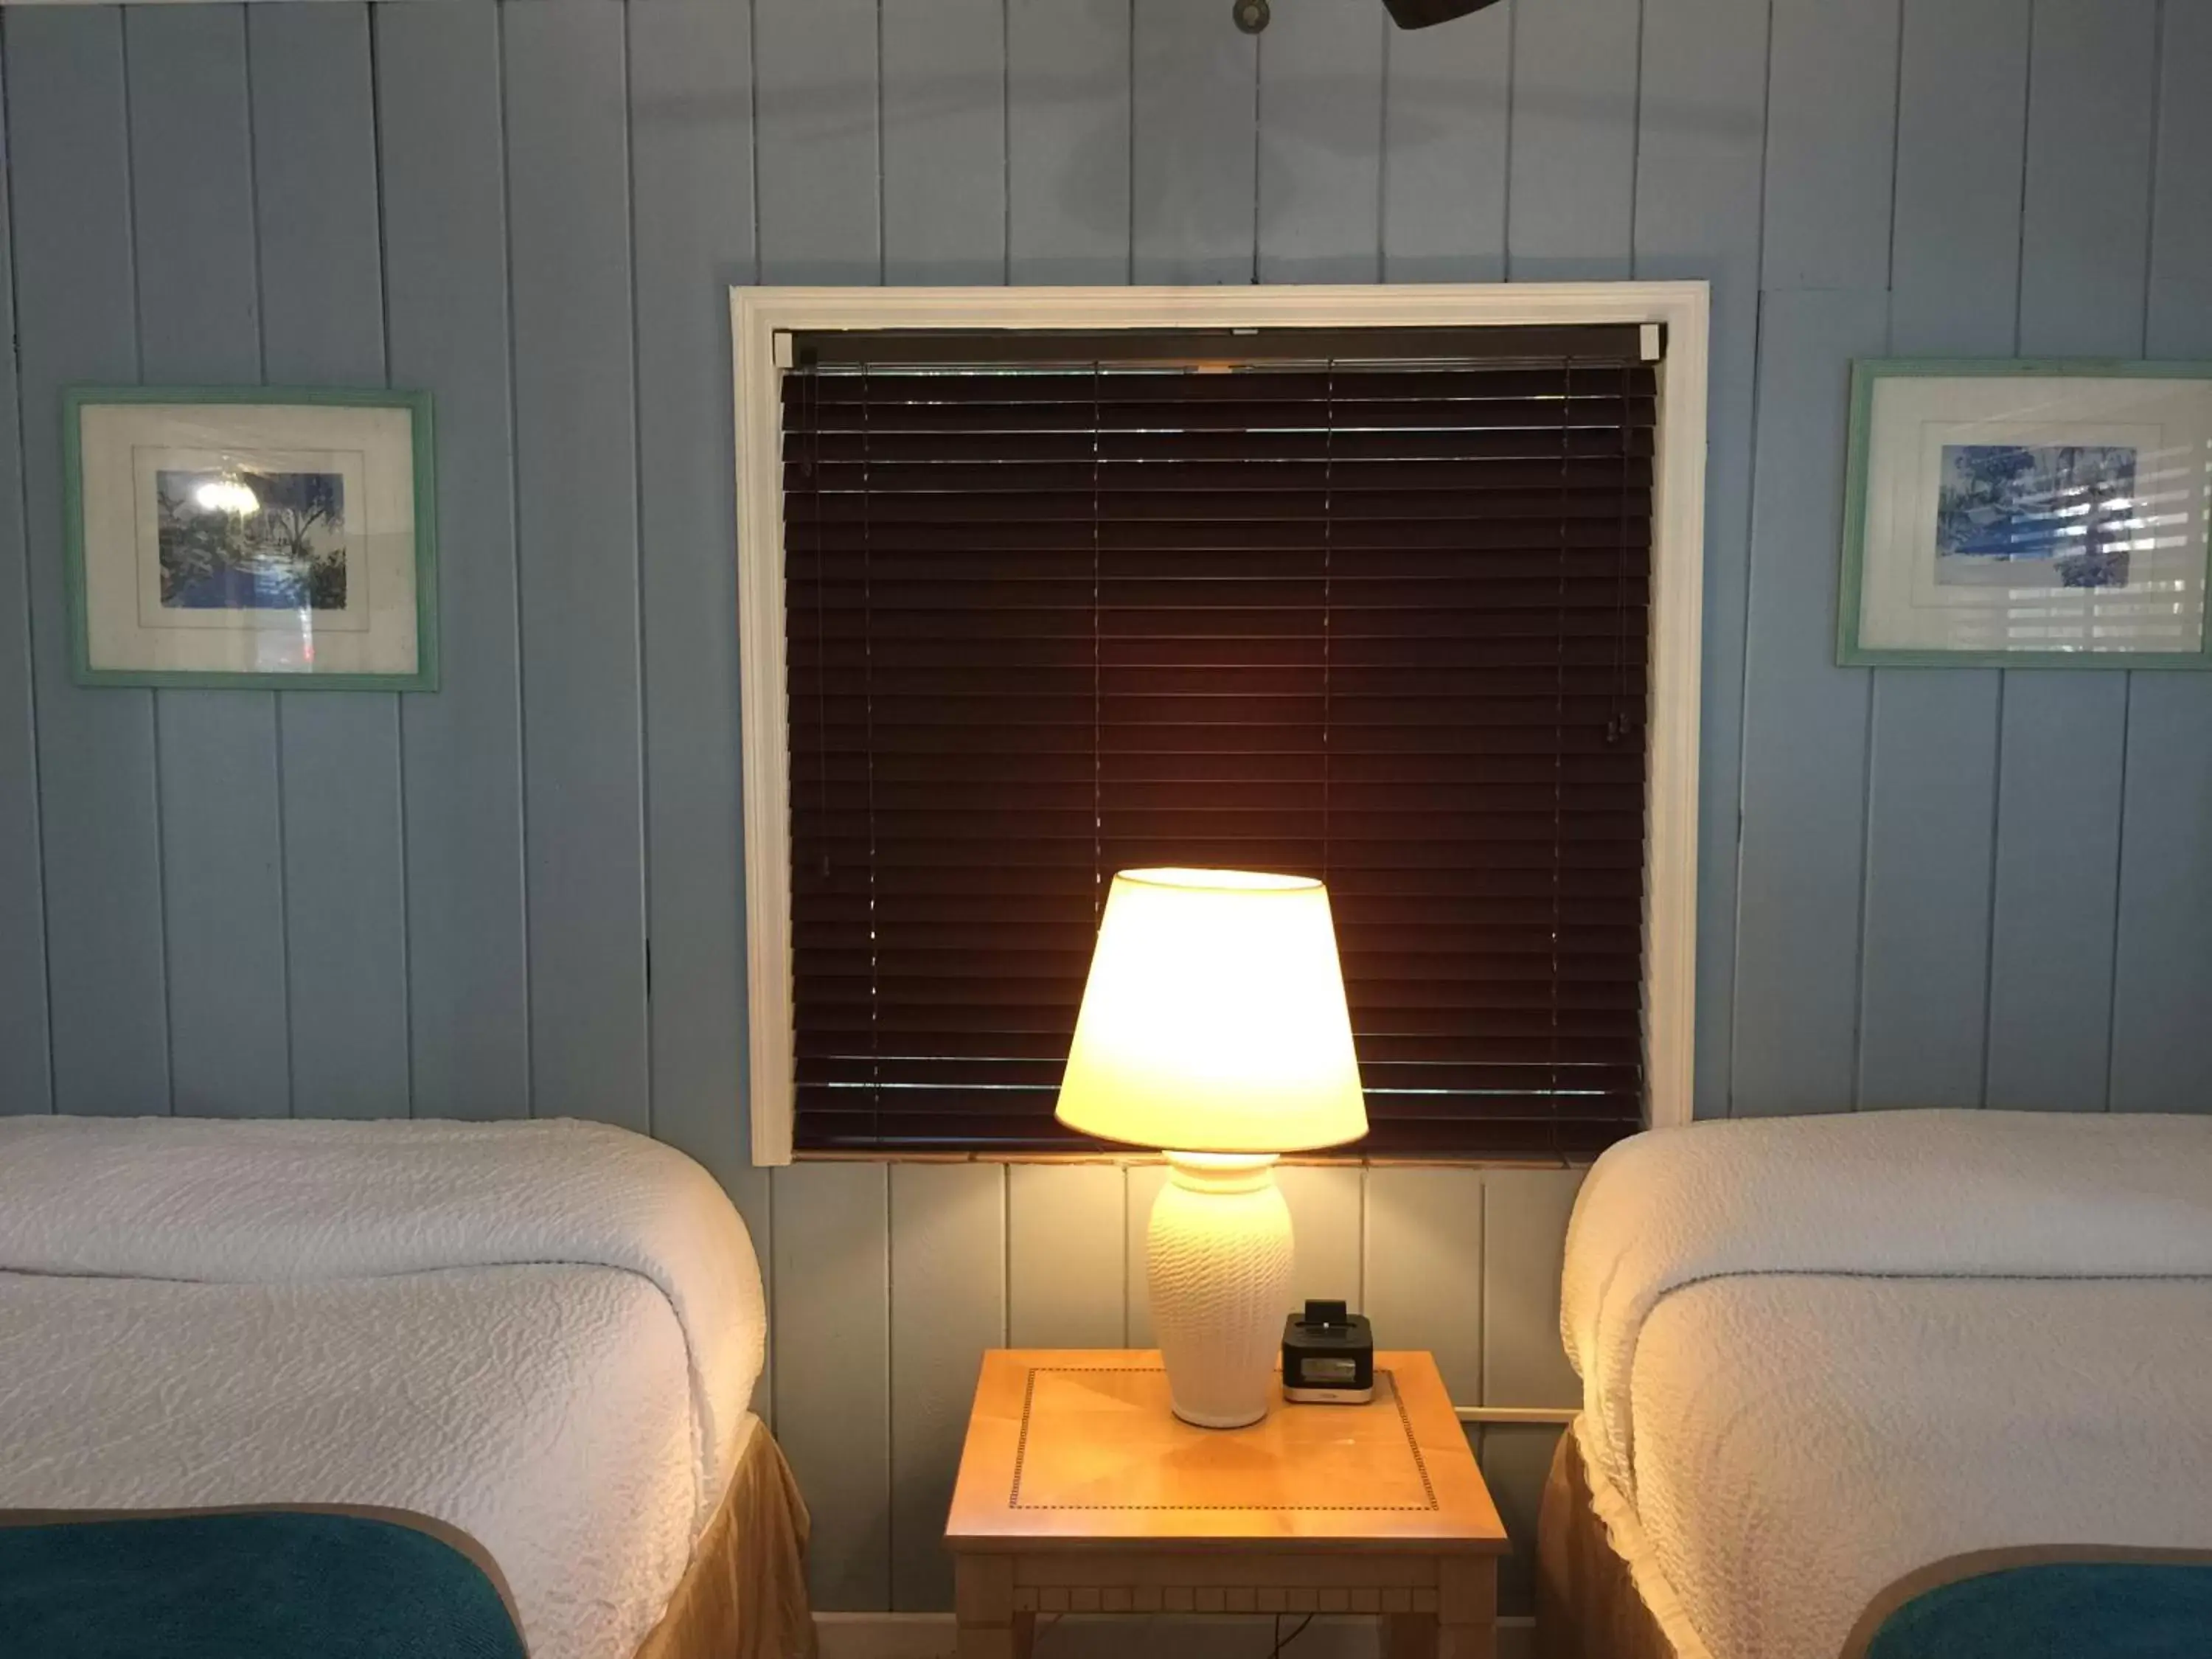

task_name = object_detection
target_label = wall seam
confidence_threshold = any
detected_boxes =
[874,0,886,284]
[243,4,299,1121]
[1625,0,1645,273]
[622,0,655,1141]
[493,0,536,1118]
[1124,0,1135,284]
[1976,678,2007,1105]
[1723,0,1778,1116]
[1980,0,2039,1106]
[1248,23,1262,284]
[1854,7,1912,1111]
[1499,0,1516,277]
[1000,0,1011,285]
[0,11,57,1114]
[363,4,415,1120]
[2101,688,2132,1111]
[746,0,762,286]
[118,6,175,1116]
[2106,0,2170,1113]
[1373,7,1388,282]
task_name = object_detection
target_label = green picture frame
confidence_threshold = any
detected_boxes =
[1837,358,2212,670]
[63,384,438,691]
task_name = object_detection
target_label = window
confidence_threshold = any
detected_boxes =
[735,288,1707,1165]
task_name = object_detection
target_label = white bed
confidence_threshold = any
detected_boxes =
[1551,1109,2212,1659]
[0,1115,775,1659]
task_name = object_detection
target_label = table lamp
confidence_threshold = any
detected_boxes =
[1054,868,1368,1428]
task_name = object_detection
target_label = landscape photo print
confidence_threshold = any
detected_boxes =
[157,466,349,612]
[1934,442,2137,590]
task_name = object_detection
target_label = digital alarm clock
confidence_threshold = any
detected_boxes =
[1281,1299,1375,1404]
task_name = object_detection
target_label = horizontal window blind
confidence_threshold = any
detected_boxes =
[782,332,1656,1158]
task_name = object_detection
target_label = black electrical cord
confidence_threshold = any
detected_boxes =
[1269,1613,1318,1659]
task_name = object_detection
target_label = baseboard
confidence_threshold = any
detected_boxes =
[813,1611,1534,1659]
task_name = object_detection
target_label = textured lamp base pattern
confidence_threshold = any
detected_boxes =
[1148,1152,1294,1428]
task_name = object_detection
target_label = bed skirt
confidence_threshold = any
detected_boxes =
[1534,1424,1680,1659]
[636,1422,817,1659]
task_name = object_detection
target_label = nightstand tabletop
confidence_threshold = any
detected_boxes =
[946,1349,1506,1553]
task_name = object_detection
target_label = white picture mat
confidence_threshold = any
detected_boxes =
[79,402,418,676]
[1857,375,2212,655]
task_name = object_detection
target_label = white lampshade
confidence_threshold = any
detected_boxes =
[1054,868,1368,1155]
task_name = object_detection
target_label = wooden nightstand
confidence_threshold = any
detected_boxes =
[945,1350,1507,1659]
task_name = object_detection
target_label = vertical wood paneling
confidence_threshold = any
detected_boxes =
[2112,2,2212,1112]
[1479,1168,1581,1408]
[7,7,166,1117]
[1130,0,1255,283]
[1632,0,1767,1116]
[772,1162,891,1611]
[504,0,649,1129]
[1506,0,1641,279]
[129,5,291,1120]
[152,709,288,1116]
[1759,0,1900,291]
[1007,0,1131,285]
[1858,674,2002,1108]
[378,0,531,1119]
[1007,1164,1125,1347]
[755,0,879,285]
[629,0,768,1238]
[1256,0,1383,283]
[1478,1422,1563,1618]
[1856,0,2028,1111]
[0,41,48,1113]
[1986,0,2157,1110]
[888,1164,1004,1610]
[1364,1169,1483,1401]
[2112,678,2212,1111]
[2017,0,2157,358]
[1987,676,2130,1109]
[1276,1164,1364,1310]
[1379,0,1508,282]
[2146,0,2212,349]
[882,0,1004,283]
[251,2,409,1121]
[250,4,386,381]
[1731,291,1889,1113]
[1885,0,2031,353]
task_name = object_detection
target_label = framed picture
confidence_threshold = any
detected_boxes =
[63,386,437,690]
[1839,360,2212,669]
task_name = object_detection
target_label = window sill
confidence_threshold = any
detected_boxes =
[786,1148,1592,1172]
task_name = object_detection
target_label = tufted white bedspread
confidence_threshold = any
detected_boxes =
[0,1115,768,1659]
[1559,1110,2212,1659]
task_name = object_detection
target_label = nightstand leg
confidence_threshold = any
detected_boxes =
[954,1558,1017,1659]
[1435,1558,1497,1659]
[1385,1613,1437,1659]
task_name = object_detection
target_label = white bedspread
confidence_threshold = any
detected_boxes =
[1559,1110,2212,1659]
[0,1116,769,1659]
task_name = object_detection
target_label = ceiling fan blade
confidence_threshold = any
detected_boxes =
[1381,0,1506,26]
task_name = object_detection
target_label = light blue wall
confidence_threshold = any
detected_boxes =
[0,0,2206,1616]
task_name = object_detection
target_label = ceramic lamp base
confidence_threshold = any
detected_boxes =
[1147,1152,1295,1429]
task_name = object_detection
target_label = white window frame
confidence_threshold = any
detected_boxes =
[733,283,1708,1166]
